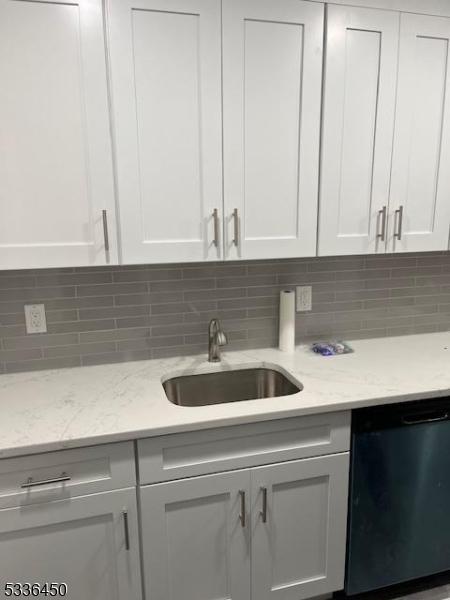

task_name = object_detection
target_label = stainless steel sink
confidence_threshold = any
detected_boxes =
[163,367,302,407]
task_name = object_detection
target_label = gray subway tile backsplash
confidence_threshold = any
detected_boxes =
[1,253,450,374]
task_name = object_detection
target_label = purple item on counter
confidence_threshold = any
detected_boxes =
[311,341,353,356]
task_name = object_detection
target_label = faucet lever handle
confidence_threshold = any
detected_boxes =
[217,331,227,346]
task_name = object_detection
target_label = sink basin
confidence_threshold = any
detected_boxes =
[163,367,302,407]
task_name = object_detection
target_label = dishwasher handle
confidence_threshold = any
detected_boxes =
[401,410,449,425]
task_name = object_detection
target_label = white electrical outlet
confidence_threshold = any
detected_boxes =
[24,304,47,334]
[296,286,312,312]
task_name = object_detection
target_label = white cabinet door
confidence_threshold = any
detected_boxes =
[140,471,251,600]
[389,13,450,253]
[0,0,117,270]
[251,453,349,600]
[319,6,399,256]
[223,0,323,260]
[108,0,223,264]
[0,488,142,600]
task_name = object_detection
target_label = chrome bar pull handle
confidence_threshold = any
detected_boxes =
[21,472,71,489]
[232,208,240,247]
[102,209,110,253]
[123,510,130,551]
[239,490,246,527]
[213,209,220,247]
[260,487,268,523]
[377,205,387,241]
[402,411,448,425]
[395,206,404,241]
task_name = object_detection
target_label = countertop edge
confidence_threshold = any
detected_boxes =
[2,384,450,460]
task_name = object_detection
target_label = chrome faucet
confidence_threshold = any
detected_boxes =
[208,318,228,362]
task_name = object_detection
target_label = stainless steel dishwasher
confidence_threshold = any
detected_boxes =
[345,398,450,596]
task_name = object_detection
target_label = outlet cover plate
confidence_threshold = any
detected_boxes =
[296,286,312,312]
[24,304,47,334]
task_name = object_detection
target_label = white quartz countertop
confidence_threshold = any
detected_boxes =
[1,331,450,459]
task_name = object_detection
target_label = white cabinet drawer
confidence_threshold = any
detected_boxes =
[138,412,350,484]
[0,442,135,509]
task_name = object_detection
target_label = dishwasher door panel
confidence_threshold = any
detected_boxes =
[346,418,450,596]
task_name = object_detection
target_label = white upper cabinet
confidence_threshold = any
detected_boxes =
[319,5,399,256]
[108,0,223,264]
[0,0,117,270]
[389,13,450,253]
[223,0,324,260]
[5,0,450,270]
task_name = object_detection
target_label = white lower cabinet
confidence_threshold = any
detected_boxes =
[140,470,251,600]
[251,454,349,600]
[0,424,350,600]
[140,453,349,600]
[0,488,142,600]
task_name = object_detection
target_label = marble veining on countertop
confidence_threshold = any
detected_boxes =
[1,331,450,458]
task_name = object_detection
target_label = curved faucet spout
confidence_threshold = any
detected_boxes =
[208,318,228,362]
